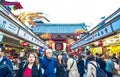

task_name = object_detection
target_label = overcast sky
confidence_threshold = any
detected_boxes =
[9,0,120,30]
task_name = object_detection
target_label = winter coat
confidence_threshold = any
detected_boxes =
[87,61,97,77]
[77,60,85,74]
[97,58,106,72]
[85,57,90,70]
[105,59,115,73]
[0,56,13,77]
[15,63,42,77]
[41,56,56,77]
[56,61,66,77]
[67,58,79,77]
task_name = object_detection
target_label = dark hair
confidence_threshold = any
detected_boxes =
[56,54,64,64]
[88,55,95,61]
[68,53,74,58]
[86,50,91,55]
[0,46,5,52]
[95,53,99,56]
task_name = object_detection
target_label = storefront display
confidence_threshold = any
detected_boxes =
[108,45,120,55]
[90,47,102,55]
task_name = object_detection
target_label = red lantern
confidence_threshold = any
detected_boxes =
[98,40,103,46]
[22,42,28,47]
[79,47,82,51]
[74,32,79,36]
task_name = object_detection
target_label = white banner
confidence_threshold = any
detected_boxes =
[0,15,19,35]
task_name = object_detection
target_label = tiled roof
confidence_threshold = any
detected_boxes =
[32,23,87,34]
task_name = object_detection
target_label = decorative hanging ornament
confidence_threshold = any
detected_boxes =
[74,32,79,36]
[79,47,82,51]
[98,40,103,46]
[21,41,28,47]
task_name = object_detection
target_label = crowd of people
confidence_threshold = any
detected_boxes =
[0,45,120,77]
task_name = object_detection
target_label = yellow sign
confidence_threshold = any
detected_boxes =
[90,47,102,55]
[109,46,120,54]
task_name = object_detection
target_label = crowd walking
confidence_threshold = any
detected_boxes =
[0,45,120,77]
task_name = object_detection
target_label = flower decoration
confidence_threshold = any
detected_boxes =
[75,29,86,33]
[66,38,75,44]
[17,12,43,27]
[40,33,52,40]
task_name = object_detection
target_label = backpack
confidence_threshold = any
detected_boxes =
[90,62,107,77]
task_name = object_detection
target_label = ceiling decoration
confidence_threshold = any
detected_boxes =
[75,29,87,33]
[17,12,43,28]
[40,33,52,40]
[66,38,75,44]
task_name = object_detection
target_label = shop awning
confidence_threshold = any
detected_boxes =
[2,1,23,9]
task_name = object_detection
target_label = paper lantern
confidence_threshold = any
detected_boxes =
[21,42,28,47]
[79,47,82,51]
[74,32,79,36]
[98,40,103,46]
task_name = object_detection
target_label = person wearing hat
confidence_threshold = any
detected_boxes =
[0,45,14,77]
[41,49,57,77]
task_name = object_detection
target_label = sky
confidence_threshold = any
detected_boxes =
[7,0,120,30]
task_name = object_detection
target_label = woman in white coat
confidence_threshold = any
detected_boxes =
[87,55,97,77]
[67,53,79,77]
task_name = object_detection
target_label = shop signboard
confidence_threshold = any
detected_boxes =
[82,25,113,45]
[93,25,113,40]
[18,29,33,42]
[18,29,43,46]
[0,34,3,42]
[0,15,19,35]
[90,47,102,55]
[0,5,9,16]
[71,25,113,49]
[112,18,120,31]
[109,46,120,54]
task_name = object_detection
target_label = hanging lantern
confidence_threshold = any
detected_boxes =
[21,41,28,47]
[98,40,103,46]
[74,32,79,36]
[79,47,82,51]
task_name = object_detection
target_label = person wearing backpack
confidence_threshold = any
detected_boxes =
[87,55,97,77]
[0,45,14,77]
[67,53,79,77]
[87,55,107,77]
